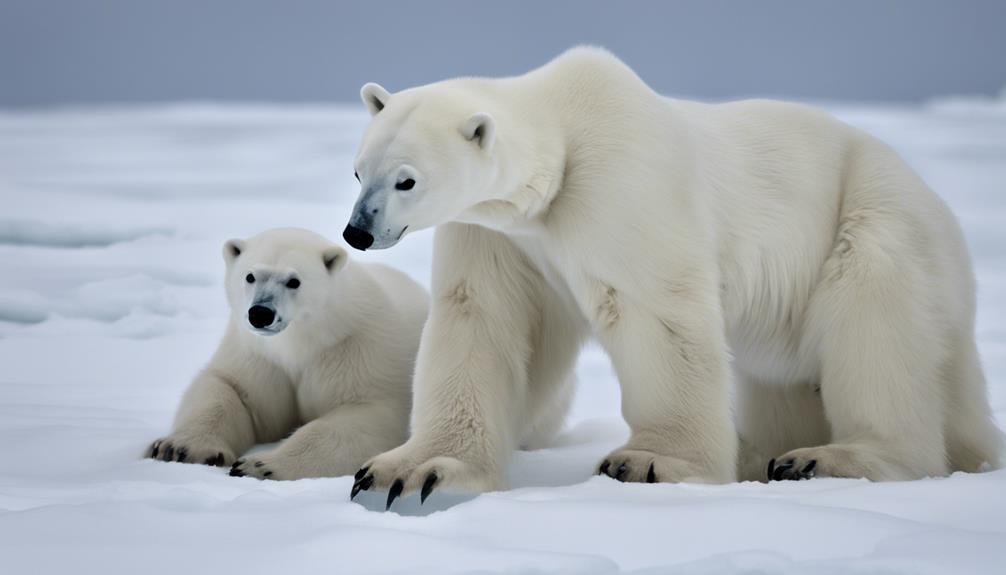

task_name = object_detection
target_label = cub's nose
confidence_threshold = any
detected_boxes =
[248,305,276,329]
[343,224,374,251]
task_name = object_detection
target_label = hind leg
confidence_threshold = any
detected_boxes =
[945,337,1004,472]
[522,372,576,450]
[230,402,408,480]
[521,282,587,451]
[773,231,950,480]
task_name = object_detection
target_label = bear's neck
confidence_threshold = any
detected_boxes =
[455,116,566,234]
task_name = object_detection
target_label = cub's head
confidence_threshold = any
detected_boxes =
[222,228,346,336]
[343,82,501,250]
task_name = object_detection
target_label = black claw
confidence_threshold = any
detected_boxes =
[598,460,611,476]
[646,463,657,483]
[351,474,373,500]
[229,466,245,477]
[772,463,794,481]
[263,471,272,477]
[768,456,819,481]
[800,460,816,478]
[162,445,175,462]
[354,466,370,481]
[215,453,225,466]
[614,463,628,482]
[254,461,264,468]
[386,479,404,510]
[177,448,188,463]
[150,441,161,459]
[359,474,375,490]
[769,457,798,481]
[420,472,438,504]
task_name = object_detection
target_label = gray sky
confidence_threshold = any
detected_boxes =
[2,0,1004,108]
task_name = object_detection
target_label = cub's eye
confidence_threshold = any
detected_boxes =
[245,273,255,284]
[395,178,416,191]
[354,171,360,182]
[286,278,301,289]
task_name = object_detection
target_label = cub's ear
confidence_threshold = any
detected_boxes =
[223,239,245,265]
[322,245,348,273]
[360,82,391,116]
[460,112,495,153]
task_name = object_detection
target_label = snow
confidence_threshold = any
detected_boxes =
[1,100,1004,574]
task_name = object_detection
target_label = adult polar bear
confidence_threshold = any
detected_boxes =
[344,47,1002,503]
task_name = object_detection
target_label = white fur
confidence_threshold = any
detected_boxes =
[345,47,1003,493]
[147,228,429,480]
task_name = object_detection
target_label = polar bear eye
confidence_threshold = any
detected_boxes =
[395,178,416,191]
[245,273,255,284]
[286,278,301,289]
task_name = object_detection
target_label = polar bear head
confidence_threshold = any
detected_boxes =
[222,228,346,336]
[343,82,505,250]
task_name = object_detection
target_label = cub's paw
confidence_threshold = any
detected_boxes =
[596,448,713,484]
[147,435,233,467]
[350,443,501,509]
[767,457,817,481]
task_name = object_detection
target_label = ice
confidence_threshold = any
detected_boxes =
[1,101,1004,574]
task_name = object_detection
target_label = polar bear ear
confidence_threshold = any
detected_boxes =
[223,239,245,265]
[323,246,347,273]
[360,82,391,116]
[460,112,495,153]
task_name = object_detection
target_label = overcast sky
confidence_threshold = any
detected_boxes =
[2,0,1004,108]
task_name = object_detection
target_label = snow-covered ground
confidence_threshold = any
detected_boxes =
[1,100,1004,574]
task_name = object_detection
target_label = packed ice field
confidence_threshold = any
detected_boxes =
[0,97,1004,574]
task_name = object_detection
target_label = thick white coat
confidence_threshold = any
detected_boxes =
[148,228,428,479]
[345,48,1002,493]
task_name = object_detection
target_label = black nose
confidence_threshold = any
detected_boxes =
[343,224,374,251]
[248,305,275,329]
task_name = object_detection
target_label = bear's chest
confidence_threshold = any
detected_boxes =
[508,234,570,290]
[295,377,339,421]
[256,341,353,421]
[507,233,617,328]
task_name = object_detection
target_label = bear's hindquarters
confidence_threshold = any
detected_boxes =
[771,139,981,480]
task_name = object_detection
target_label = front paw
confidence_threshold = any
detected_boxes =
[350,442,501,509]
[146,434,233,467]
[596,447,715,484]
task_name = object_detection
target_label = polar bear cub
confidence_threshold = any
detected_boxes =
[147,228,428,480]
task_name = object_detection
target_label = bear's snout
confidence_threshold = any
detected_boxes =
[248,305,276,329]
[343,224,375,251]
